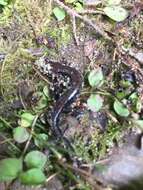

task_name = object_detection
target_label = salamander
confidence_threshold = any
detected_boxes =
[34,57,83,137]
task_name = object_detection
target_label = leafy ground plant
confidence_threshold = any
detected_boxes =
[0,0,143,189]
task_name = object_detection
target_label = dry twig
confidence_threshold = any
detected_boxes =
[53,0,111,43]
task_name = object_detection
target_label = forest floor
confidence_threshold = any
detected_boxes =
[0,0,143,189]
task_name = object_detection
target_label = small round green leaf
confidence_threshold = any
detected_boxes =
[116,91,126,100]
[13,127,29,143]
[53,7,66,21]
[34,92,48,111]
[133,120,143,128]
[24,151,47,169]
[75,2,84,12]
[34,133,48,148]
[19,168,46,185]
[35,94,48,111]
[20,112,36,128]
[0,158,23,182]
[87,94,103,112]
[88,68,104,87]
[104,6,128,22]
[129,92,138,100]
[0,0,8,6]
[114,100,129,117]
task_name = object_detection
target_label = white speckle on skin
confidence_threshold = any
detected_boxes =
[34,57,54,76]
[47,63,52,71]
[35,57,74,101]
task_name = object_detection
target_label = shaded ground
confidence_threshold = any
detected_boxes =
[0,0,143,189]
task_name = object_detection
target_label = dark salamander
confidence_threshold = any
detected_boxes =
[34,57,83,139]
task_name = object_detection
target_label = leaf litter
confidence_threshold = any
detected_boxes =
[0,0,143,189]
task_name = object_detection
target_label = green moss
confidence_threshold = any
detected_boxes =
[0,4,13,26]
[0,40,36,101]
[73,122,126,162]
[46,24,72,48]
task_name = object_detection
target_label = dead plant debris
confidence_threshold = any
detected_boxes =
[0,0,143,189]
